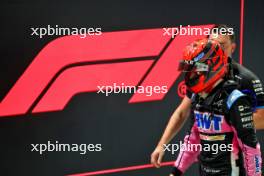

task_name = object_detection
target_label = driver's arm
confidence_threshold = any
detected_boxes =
[151,96,192,168]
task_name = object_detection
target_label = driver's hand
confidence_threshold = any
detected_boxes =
[151,145,165,168]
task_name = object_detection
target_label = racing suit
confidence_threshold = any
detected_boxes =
[172,80,262,175]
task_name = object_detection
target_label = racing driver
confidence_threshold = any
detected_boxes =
[151,25,264,172]
[170,39,262,175]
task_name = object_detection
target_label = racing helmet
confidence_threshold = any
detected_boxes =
[178,38,228,93]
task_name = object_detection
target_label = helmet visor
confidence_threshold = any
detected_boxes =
[178,60,209,72]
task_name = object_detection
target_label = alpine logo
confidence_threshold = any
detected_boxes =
[255,155,261,173]
[0,25,213,117]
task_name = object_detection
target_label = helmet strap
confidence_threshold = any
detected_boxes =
[227,57,234,80]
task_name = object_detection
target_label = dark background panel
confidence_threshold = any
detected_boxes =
[0,0,263,176]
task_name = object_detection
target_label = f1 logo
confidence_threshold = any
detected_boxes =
[0,25,213,117]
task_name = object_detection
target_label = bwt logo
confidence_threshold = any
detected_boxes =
[195,111,223,131]
[0,25,213,117]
